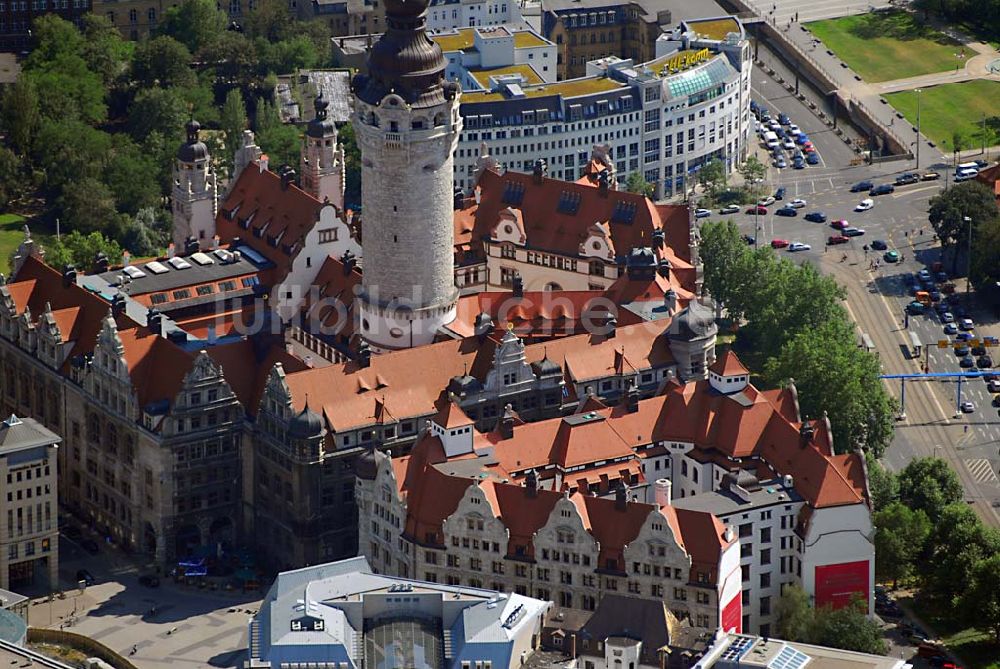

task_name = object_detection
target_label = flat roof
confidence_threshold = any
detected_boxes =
[470,64,545,87]
[670,479,801,517]
[97,249,267,296]
[433,28,475,52]
[685,17,741,41]
[464,75,625,102]
[513,30,549,48]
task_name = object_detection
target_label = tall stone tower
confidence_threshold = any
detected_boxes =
[300,93,345,210]
[231,129,262,190]
[351,0,462,351]
[172,120,218,250]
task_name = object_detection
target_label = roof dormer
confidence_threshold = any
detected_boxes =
[708,350,749,394]
[431,401,475,457]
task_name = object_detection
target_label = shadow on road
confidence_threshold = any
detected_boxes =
[82,579,261,624]
[209,649,247,668]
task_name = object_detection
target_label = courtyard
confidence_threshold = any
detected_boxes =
[885,80,1000,153]
[806,11,966,82]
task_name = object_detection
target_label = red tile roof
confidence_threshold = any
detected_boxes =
[709,350,749,377]
[301,255,362,337]
[471,169,685,261]
[434,400,474,429]
[216,162,323,278]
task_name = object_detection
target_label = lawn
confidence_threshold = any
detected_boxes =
[902,592,1000,669]
[0,214,52,276]
[885,80,1000,152]
[806,11,965,82]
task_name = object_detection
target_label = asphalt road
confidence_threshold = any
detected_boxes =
[699,64,1000,527]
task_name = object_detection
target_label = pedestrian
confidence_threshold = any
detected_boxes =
[965,424,969,433]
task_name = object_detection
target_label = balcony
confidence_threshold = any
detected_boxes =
[384,132,402,149]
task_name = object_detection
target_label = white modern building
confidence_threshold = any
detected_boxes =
[454,16,752,197]
[695,632,911,669]
[247,556,550,669]
[427,0,522,31]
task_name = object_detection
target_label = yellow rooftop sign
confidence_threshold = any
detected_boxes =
[661,48,711,75]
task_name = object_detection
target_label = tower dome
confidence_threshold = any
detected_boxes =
[356,444,388,480]
[288,404,324,438]
[667,299,717,342]
[306,93,336,139]
[177,119,208,163]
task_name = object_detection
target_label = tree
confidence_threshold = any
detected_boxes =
[928,181,998,275]
[338,121,362,204]
[220,88,248,171]
[775,584,812,642]
[970,216,1000,298]
[124,207,170,256]
[257,35,319,74]
[128,86,188,144]
[24,55,106,125]
[810,602,887,655]
[258,123,302,170]
[24,14,85,68]
[962,553,1000,645]
[254,95,281,135]
[131,36,196,89]
[897,457,963,521]
[79,14,132,88]
[199,32,259,85]
[866,453,898,512]
[924,502,1000,607]
[874,502,931,588]
[764,318,897,457]
[0,147,29,210]
[157,0,227,55]
[44,230,123,272]
[57,177,124,237]
[698,220,747,311]
[739,155,766,196]
[952,129,967,162]
[104,136,162,216]
[698,157,727,196]
[625,171,654,198]
[1,77,40,156]
[32,119,113,192]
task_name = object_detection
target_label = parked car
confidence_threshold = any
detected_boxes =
[943,323,958,335]
[870,183,895,196]
[828,235,849,245]
[771,239,789,249]
[782,138,796,150]
[789,198,807,208]
[778,113,790,125]
[720,204,740,214]
[795,134,810,146]
[959,317,975,330]
[871,239,888,250]
[747,205,768,215]
[793,158,806,169]
[787,242,811,252]
[805,211,827,222]
[988,379,1000,393]
[843,227,866,237]
[884,250,900,263]
[775,157,788,169]
[855,199,874,211]
[960,400,975,412]
[921,172,941,181]
[695,208,711,218]
[850,180,873,192]
[76,569,95,586]
[956,332,974,341]
[831,219,850,229]
[941,312,955,323]
[758,196,776,206]
[955,344,971,356]
[906,301,926,315]
[960,356,975,369]
[895,172,919,185]
[806,152,820,165]
[979,355,993,368]
[918,269,932,282]
[776,206,798,217]
[787,123,801,135]
[774,187,786,200]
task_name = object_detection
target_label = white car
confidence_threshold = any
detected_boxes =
[719,204,740,214]
[787,124,801,136]
[782,138,796,150]
[788,242,812,252]
[790,198,807,208]
[855,198,874,211]
[757,196,776,207]
[695,208,711,219]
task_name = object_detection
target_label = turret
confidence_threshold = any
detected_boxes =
[300,93,345,209]
[172,119,218,251]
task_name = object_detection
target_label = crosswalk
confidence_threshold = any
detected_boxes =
[966,458,999,484]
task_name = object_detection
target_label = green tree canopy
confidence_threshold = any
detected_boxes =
[866,453,898,512]
[775,583,812,642]
[79,14,132,88]
[44,230,124,273]
[874,502,931,588]
[25,14,85,68]
[925,502,1000,608]
[897,457,964,521]
[128,86,187,144]
[961,553,1000,645]
[131,36,196,89]
[104,136,163,215]
[810,602,887,655]
[625,171,654,198]
[1,77,40,156]
[157,0,228,55]
[698,157,727,196]
[220,88,249,172]
[928,181,999,250]
[57,177,126,238]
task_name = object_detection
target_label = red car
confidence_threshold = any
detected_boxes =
[827,235,849,245]
[746,205,768,215]
[802,145,816,153]
[771,238,789,248]
[831,219,849,229]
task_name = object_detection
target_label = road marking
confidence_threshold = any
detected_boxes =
[893,184,940,198]
[966,458,999,484]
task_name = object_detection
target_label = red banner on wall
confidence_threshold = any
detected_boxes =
[721,594,742,633]
[815,560,869,613]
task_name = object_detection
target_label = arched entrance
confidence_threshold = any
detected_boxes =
[174,524,201,560]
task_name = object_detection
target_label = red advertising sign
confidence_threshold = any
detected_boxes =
[721,594,742,633]
[814,560,869,613]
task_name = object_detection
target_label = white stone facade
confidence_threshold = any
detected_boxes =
[427,0,521,31]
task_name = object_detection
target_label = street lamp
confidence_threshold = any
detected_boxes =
[915,88,922,170]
